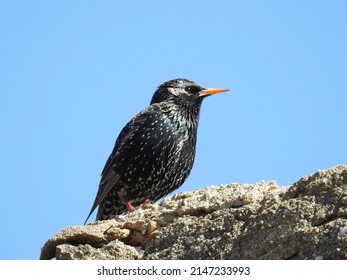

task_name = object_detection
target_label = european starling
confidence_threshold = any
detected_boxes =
[85,78,228,224]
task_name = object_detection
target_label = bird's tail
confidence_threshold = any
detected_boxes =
[84,173,121,225]
[96,190,127,220]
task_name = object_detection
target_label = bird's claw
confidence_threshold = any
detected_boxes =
[128,199,153,212]
[120,195,153,212]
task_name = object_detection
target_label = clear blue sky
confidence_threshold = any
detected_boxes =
[1,0,346,259]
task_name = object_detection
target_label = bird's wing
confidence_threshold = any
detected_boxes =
[99,118,133,179]
[85,104,164,224]
[100,103,167,178]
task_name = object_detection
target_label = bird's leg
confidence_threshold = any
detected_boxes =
[118,195,153,212]
[119,194,136,212]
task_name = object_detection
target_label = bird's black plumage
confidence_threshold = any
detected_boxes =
[85,78,228,223]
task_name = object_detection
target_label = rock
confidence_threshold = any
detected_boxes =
[40,164,347,260]
[55,240,139,260]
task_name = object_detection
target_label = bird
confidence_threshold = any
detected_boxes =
[84,78,228,224]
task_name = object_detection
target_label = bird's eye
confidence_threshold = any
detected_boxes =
[185,85,202,94]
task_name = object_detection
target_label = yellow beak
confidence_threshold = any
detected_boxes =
[199,88,229,97]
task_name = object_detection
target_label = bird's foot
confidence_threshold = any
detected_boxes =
[130,199,153,212]
[119,195,153,212]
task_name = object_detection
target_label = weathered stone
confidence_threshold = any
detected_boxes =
[40,164,347,260]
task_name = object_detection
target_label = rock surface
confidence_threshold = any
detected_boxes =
[40,164,347,260]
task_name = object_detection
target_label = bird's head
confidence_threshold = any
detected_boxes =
[150,78,229,105]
